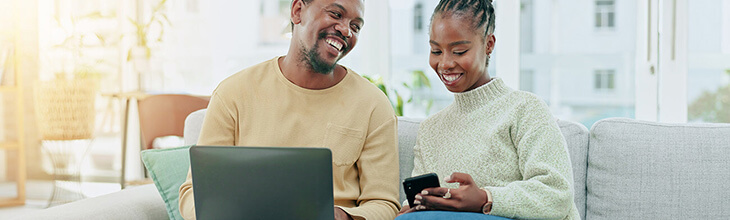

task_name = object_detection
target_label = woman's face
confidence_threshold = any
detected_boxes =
[429,14,495,93]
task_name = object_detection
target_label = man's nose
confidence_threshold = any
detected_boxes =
[335,22,352,38]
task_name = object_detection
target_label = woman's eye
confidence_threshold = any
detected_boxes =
[431,51,442,55]
[454,50,468,55]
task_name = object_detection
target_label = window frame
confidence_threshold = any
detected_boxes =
[595,0,616,30]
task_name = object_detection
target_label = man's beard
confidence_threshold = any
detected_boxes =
[300,32,345,74]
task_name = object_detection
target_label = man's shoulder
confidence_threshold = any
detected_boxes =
[340,67,397,118]
[343,68,384,95]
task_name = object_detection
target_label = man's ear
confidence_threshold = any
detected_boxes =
[485,34,496,55]
[291,0,304,25]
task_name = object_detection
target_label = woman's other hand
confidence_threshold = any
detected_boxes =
[412,172,488,212]
[397,204,417,216]
[334,207,353,220]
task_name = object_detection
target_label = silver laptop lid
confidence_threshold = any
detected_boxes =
[190,146,335,220]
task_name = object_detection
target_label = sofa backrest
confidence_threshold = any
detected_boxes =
[586,118,730,219]
[558,119,590,220]
[184,109,206,146]
[183,110,590,218]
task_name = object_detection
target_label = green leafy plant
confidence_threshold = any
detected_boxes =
[52,11,117,80]
[364,70,433,116]
[688,69,730,123]
[126,0,171,61]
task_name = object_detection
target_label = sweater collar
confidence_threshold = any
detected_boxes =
[453,77,511,108]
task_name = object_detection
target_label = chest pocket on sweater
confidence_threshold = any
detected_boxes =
[324,123,365,167]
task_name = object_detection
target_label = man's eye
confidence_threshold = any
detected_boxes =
[351,24,361,33]
[329,11,342,18]
[431,51,442,55]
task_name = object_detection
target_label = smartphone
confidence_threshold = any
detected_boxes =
[403,173,440,207]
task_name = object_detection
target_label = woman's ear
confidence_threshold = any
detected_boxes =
[485,34,496,55]
[291,0,304,25]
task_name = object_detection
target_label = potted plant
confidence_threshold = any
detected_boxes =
[126,0,171,91]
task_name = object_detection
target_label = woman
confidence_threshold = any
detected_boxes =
[396,0,580,219]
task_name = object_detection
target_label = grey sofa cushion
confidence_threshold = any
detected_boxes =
[397,117,421,203]
[184,109,206,145]
[558,119,589,220]
[13,184,167,220]
[587,118,730,219]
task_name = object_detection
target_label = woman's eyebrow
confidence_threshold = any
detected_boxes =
[429,40,472,47]
[448,41,471,47]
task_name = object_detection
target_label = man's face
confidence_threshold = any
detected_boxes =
[294,0,364,74]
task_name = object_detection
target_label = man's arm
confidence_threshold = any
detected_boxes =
[338,116,401,220]
[178,92,237,220]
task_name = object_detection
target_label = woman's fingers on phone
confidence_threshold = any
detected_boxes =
[420,187,445,197]
[417,189,461,211]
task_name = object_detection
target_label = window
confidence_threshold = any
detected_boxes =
[686,1,730,123]
[414,3,424,32]
[520,0,633,127]
[520,70,535,93]
[595,0,615,29]
[594,70,615,91]
[259,0,291,45]
[186,0,198,13]
[520,0,533,53]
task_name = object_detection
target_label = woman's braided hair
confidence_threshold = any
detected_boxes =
[432,0,496,37]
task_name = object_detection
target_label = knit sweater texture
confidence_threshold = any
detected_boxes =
[411,78,580,219]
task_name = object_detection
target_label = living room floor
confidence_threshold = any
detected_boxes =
[0,180,119,219]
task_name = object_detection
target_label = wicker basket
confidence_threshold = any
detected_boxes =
[34,79,98,140]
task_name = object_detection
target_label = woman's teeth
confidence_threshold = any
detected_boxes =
[326,39,343,51]
[443,74,460,82]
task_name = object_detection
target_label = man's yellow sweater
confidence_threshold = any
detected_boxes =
[179,57,400,220]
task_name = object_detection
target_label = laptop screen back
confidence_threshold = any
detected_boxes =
[190,146,335,220]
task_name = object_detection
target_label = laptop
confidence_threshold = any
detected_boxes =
[190,145,335,220]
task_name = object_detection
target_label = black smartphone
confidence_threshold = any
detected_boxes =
[403,173,440,207]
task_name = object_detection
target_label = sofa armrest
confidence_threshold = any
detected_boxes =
[13,184,167,220]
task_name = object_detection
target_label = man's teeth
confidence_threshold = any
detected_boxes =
[326,39,343,51]
[443,74,460,82]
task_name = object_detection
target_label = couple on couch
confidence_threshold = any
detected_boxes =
[178,0,580,219]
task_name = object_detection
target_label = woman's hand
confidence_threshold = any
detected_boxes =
[397,204,418,216]
[412,172,488,213]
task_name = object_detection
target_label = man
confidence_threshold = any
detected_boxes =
[177,0,401,219]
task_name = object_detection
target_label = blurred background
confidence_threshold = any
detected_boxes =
[0,0,728,211]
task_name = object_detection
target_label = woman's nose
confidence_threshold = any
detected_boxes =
[439,56,455,70]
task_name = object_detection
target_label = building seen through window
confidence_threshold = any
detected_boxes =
[595,0,615,29]
[594,70,616,91]
[414,3,424,32]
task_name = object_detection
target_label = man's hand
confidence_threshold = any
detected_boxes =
[334,207,354,220]
[411,172,488,213]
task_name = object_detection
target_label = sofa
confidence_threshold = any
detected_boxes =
[15,109,730,219]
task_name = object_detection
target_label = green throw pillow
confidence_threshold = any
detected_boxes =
[141,145,192,220]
